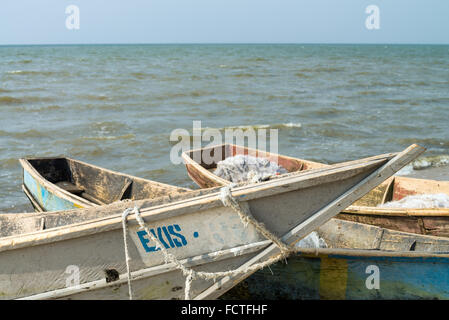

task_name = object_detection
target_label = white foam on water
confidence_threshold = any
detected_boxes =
[282,122,302,128]
[379,193,449,209]
[295,232,328,249]
[395,164,414,176]
[6,70,23,74]
[413,155,449,170]
[395,155,449,176]
[214,155,288,183]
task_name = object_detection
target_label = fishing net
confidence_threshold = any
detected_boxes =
[214,155,288,183]
[379,193,449,209]
[214,155,327,248]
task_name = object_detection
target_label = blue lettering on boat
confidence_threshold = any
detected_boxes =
[136,224,190,252]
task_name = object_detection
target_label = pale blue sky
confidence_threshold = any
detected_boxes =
[0,0,448,45]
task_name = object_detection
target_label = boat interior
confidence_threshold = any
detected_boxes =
[351,176,449,207]
[23,158,189,206]
[184,143,327,174]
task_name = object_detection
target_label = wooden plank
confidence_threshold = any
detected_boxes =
[55,181,84,195]
[80,192,107,206]
[116,179,133,201]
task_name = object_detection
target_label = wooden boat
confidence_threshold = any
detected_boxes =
[182,144,449,237]
[182,143,327,188]
[20,157,190,212]
[0,145,422,299]
[222,219,449,300]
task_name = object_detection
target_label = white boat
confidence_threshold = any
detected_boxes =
[0,144,424,299]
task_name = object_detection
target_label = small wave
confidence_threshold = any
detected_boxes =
[358,91,380,96]
[202,124,271,131]
[309,108,342,116]
[130,72,157,80]
[247,57,268,62]
[11,105,62,112]
[0,95,55,104]
[233,73,254,78]
[412,155,449,170]
[81,134,136,141]
[370,81,409,88]
[416,97,449,104]
[396,155,449,176]
[381,98,410,105]
[0,88,11,93]
[276,123,302,129]
[5,70,69,77]
[0,96,22,104]
[177,123,303,135]
[160,91,211,100]
[78,94,109,101]
[395,138,449,149]
[89,121,128,135]
[298,67,344,73]
[68,147,109,158]
[0,129,49,139]
[294,72,310,78]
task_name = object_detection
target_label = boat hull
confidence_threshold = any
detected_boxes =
[1,147,423,299]
[23,169,84,212]
[223,249,449,300]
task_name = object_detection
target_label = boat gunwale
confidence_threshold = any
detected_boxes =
[2,152,398,253]
[293,247,449,259]
[341,205,449,217]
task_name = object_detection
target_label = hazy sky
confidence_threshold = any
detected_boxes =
[0,0,448,45]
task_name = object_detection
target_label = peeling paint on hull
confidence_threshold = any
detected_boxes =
[23,170,81,211]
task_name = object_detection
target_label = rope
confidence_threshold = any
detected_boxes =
[121,185,295,300]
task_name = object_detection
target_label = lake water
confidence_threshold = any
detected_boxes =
[0,44,448,212]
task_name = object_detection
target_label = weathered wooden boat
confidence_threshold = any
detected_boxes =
[0,145,422,299]
[182,144,449,237]
[20,157,189,212]
[222,218,449,300]
[182,143,327,188]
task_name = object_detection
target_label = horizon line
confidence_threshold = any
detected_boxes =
[1,42,449,47]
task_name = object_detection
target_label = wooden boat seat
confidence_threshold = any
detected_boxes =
[55,181,84,195]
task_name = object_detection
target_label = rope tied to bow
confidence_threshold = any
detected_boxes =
[121,185,295,300]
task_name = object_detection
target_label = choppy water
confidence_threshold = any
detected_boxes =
[1,44,448,213]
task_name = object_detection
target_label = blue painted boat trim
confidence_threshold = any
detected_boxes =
[23,169,81,211]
